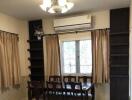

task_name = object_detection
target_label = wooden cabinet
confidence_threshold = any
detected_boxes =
[28,20,44,81]
[110,8,129,100]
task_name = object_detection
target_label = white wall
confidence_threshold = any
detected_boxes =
[42,10,110,100]
[91,10,110,29]
[0,12,29,100]
[43,17,55,34]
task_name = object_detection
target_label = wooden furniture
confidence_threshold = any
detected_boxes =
[78,76,92,83]
[28,20,44,81]
[49,75,62,82]
[64,82,94,100]
[28,81,44,100]
[27,75,94,100]
[46,81,63,100]
[110,8,129,100]
[46,81,63,94]
[29,80,94,100]
[63,76,76,82]
[64,82,82,96]
[78,76,94,100]
[88,84,95,100]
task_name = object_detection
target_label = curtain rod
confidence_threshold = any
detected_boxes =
[0,30,19,36]
[43,28,110,37]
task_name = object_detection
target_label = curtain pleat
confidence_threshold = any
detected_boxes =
[43,35,61,81]
[91,29,109,84]
[0,31,20,89]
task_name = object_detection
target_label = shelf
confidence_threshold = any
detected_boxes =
[29,74,44,77]
[110,54,128,57]
[110,75,128,78]
[27,40,42,43]
[29,66,42,69]
[27,48,43,52]
[110,31,129,35]
[28,20,44,81]
[28,57,43,61]
[110,65,128,68]
[110,43,128,46]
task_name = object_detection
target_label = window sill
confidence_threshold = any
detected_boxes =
[62,73,92,76]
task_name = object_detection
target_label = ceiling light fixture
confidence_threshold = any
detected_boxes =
[40,0,74,14]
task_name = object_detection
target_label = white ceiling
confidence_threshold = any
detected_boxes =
[0,0,130,20]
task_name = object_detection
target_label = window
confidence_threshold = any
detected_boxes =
[61,39,92,75]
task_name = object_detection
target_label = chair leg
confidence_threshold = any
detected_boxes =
[35,97,39,100]
[85,92,88,100]
[42,93,45,100]
[28,88,32,100]
[81,93,83,100]
[43,91,46,99]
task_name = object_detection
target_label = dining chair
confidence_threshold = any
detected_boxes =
[91,84,95,100]
[86,83,95,100]
[78,76,92,83]
[46,81,63,100]
[64,82,83,100]
[28,81,44,100]
[46,81,55,95]
[78,76,95,100]
[63,76,76,82]
[49,75,62,82]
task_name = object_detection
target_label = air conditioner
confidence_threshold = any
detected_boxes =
[53,15,92,33]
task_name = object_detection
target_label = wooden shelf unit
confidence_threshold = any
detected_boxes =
[110,8,129,100]
[28,20,44,81]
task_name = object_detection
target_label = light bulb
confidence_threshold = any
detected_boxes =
[40,4,46,11]
[58,0,67,6]
[61,7,68,13]
[66,2,74,10]
[40,0,51,11]
[43,0,51,7]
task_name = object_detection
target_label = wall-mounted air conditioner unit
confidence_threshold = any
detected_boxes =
[53,15,92,33]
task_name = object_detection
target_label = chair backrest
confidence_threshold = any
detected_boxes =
[28,81,44,99]
[63,76,76,82]
[64,82,82,90]
[78,76,92,83]
[46,81,54,89]
[28,81,44,90]
[46,81,63,89]
[49,75,61,82]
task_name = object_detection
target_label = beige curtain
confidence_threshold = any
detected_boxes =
[43,35,61,81]
[91,29,109,84]
[0,31,20,89]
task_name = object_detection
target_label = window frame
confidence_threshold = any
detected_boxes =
[60,39,92,76]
